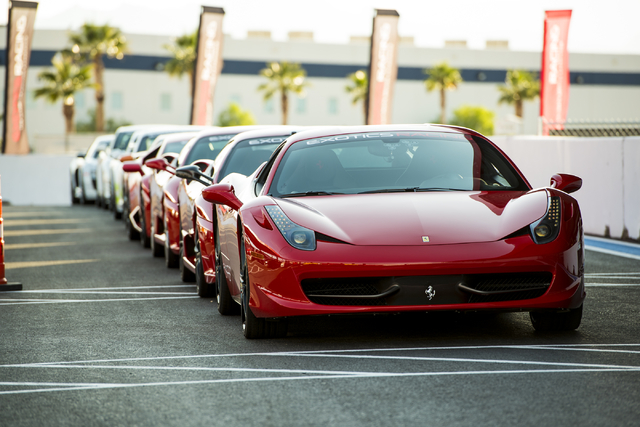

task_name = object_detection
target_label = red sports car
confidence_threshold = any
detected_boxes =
[158,126,267,275]
[123,132,199,248]
[174,126,303,292]
[201,125,585,339]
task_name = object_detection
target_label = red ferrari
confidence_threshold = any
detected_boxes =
[174,126,303,292]
[201,125,585,339]
[159,126,266,275]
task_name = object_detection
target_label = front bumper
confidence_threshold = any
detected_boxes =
[244,232,585,319]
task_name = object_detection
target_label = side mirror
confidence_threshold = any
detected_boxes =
[550,173,582,194]
[120,154,134,162]
[175,165,214,186]
[77,151,86,158]
[202,183,243,211]
[123,161,143,174]
[145,157,171,172]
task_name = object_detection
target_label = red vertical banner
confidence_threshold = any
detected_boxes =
[190,6,225,126]
[2,1,38,154]
[367,9,399,125]
[540,10,572,136]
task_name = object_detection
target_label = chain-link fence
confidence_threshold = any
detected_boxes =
[542,120,640,137]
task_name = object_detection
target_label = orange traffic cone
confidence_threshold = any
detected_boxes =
[0,175,23,291]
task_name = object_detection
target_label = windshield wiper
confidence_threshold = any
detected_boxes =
[358,187,465,194]
[280,191,343,198]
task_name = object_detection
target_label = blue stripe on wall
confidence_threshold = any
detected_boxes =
[3,49,640,86]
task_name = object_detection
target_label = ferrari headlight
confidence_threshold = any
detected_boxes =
[265,205,316,251]
[530,196,561,244]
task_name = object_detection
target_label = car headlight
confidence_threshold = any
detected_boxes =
[265,205,316,251]
[530,196,561,244]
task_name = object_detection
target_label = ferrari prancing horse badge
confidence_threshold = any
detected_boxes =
[422,236,430,243]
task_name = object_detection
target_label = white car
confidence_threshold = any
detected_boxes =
[70,134,113,204]
[96,125,154,209]
[110,126,205,218]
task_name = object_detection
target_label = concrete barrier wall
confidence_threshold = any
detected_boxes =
[1,136,638,240]
[0,154,74,206]
[492,136,640,240]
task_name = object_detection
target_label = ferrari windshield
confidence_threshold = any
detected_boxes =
[183,134,237,165]
[217,135,288,180]
[269,131,529,197]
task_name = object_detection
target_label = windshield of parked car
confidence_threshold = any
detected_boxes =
[269,131,529,197]
[113,131,134,150]
[217,135,288,180]
[163,139,191,155]
[183,134,237,165]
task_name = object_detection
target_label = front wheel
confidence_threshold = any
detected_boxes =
[215,223,238,314]
[150,220,163,257]
[196,228,215,297]
[179,246,196,282]
[530,304,583,332]
[240,229,287,339]
[165,226,178,268]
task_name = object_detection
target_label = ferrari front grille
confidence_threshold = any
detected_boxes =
[301,272,553,306]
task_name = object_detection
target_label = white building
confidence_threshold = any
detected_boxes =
[2,28,640,151]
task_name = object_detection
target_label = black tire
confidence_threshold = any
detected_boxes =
[530,304,583,332]
[215,222,238,313]
[179,246,196,282]
[165,227,179,268]
[240,229,287,339]
[109,187,116,212]
[124,198,140,241]
[71,185,79,205]
[150,221,164,257]
[139,199,151,248]
[196,228,215,297]
[79,178,87,205]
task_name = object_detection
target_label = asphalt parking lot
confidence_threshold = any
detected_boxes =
[1,205,639,426]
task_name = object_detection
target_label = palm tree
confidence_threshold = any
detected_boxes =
[345,70,368,124]
[34,53,94,150]
[68,23,128,132]
[498,69,540,118]
[257,62,309,125]
[424,62,463,124]
[163,30,197,95]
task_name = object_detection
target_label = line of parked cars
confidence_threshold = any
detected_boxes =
[72,123,586,339]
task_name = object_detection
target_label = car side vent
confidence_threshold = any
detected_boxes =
[315,232,350,244]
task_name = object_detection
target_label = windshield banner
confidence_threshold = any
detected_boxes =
[366,9,399,126]
[540,10,572,136]
[2,1,38,154]
[190,6,225,126]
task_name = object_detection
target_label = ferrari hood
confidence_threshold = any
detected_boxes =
[274,190,548,246]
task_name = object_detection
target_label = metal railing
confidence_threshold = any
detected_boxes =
[540,119,640,137]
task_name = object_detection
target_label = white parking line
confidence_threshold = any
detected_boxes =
[585,283,640,287]
[0,296,200,305]
[2,344,637,395]
[1,368,638,396]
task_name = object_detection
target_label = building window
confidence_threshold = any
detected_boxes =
[111,91,123,110]
[160,93,171,111]
[264,98,274,113]
[75,92,85,109]
[328,97,338,115]
[296,98,306,114]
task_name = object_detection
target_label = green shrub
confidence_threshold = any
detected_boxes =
[216,102,256,127]
[449,105,495,135]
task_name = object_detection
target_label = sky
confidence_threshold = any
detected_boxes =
[2,0,640,55]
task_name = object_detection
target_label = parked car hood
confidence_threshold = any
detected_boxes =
[274,190,547,246]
